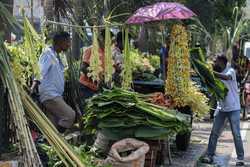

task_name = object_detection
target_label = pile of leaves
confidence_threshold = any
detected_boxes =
[83,88,191,140]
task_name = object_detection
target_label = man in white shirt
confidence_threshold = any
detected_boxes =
[202,55,244,166]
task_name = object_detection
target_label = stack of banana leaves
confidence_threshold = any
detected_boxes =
[83,88,191,140]
[190,48,228,100]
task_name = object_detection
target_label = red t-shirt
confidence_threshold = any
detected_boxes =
[79,47,105,91]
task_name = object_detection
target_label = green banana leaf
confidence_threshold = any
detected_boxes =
[83,88,191,140]
[190,49,228,100]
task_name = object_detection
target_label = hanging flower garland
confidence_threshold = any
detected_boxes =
[166,24,209,117]
[122,27,133,90]
[87,26,103,82]
[104,22,114,85]
[166,24,191,107]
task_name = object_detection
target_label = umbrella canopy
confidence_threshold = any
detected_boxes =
[126,2,196,24]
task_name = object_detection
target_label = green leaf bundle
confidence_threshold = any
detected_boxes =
[190,48,228,100]
[83,88,191,140]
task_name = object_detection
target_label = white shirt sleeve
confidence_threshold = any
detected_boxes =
[39,51,53,78]
[225,68,236,81]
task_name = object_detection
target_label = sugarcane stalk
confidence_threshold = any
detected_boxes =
[21,94,72,166]
[0,44,42,167]
[20,90,86,167]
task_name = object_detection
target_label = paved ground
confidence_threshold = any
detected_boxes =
[165,121,212,167]
[167,118,250,167]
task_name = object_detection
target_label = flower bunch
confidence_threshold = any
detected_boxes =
[166,24,191,107]
[166,24,209,117]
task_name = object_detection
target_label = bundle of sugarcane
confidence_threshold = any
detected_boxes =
[0,3,42,164]
[0,41,42,167]
[20,91,88,167]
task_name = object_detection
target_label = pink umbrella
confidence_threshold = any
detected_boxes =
[126,2,196,24]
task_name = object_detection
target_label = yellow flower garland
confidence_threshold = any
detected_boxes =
[166,24,209,117]
[166,24,191,107]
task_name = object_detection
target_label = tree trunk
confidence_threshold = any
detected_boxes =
[136,25,149,52]
[44,0,54,32]
[44,0,54,20]
[72,0,83,60]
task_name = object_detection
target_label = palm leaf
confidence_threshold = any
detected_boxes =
[0,1,22,32]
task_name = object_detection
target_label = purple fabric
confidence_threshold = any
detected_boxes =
[126,2,196,24]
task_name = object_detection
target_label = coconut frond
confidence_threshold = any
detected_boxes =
[0,1,22,32]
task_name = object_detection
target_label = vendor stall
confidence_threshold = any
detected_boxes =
[0,1,230,167]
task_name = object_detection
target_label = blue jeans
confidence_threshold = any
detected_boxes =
[207,110,244,160]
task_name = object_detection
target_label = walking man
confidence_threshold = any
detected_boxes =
[202,55,245,166]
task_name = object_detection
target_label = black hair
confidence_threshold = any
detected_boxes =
[116,31,123,43]
[116,31,123,51]
[99,29,114,39]
[53,31,70,45]
[217,54,228,65]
